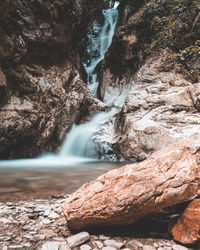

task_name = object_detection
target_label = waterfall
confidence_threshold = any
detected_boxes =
[59,107,118,158]
[0,2,121,167]
[82,2,119,95]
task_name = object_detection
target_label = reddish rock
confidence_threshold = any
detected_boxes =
[169,199,200,244]
[62,138,200,230]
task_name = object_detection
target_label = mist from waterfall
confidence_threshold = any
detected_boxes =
[82,2,119,95]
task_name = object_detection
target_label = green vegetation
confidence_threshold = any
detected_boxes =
[138,0,200,82]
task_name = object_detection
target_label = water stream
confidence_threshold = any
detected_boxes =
[82,1,119,95]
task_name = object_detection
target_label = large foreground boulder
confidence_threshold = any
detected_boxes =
[63,137,200,230]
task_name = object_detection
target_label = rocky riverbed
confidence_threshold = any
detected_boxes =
[0,195,197,250]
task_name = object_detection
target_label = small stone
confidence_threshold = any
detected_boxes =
[0,236,11,241]
[128,240,143,248]
[0,218,11,224]
[41,241,70,250]
[23,235,34,241]
[143,245,156,250]
[61,228,70,237]
[157,247,165,250]
[44,209,51,217]
[102,247,117,250]
[23,243,31,248]
[34,234,46,240]
[67,232,90,248]
[163,247,172,250]
[42,218,51,225]
[80,244,92,250]
[22,225,32,231]
[40,229,56,239]
[8,245,23,249]
[104,239,124,249]
[93,240,104,249]
[48,212,60,219]
[153,243,159,248]
[172,245,188,250]
[99,235,110,240]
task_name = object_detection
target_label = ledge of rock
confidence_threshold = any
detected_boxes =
[63,137,200,231]
[169,199,200,244]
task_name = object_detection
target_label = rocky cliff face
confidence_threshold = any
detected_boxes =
[0,0,199,159]
[0,0,108,158]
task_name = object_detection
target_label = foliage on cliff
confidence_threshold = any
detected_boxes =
[140,0,200,82]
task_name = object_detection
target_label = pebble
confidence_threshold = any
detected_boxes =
[0,236,11,241]
[172,245,189,250]
[48,212,60,219]
[8,245,23,249]
[99,235,110,240]
[0,218,11,224]
[41,241,70,250]
[23,243,32,248]
[67,232,90,248]
[128,239,143,248]
[102,247,117,250]
[104,239,124,249]
[42,218,51,225]
[93,240,104,248]
[44,209,51,217]
[80,244,92,250]
[143,245,156,250]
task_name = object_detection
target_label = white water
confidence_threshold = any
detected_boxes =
[59,107,118,158]
[83,2,119,95]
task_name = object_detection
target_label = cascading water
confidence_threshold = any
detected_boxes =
[59,107,118,158]
[82,1,120,95]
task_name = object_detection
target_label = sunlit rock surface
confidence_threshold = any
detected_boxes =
[115,51,200,161]
[63,137,200,230]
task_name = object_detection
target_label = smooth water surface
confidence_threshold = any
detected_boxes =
[0,160,124,202]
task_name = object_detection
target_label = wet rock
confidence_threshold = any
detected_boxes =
[169,199,200,244]
[67,232,90,248]
[63,137,200,230]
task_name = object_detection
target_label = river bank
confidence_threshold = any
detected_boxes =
[0,195,196,250]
